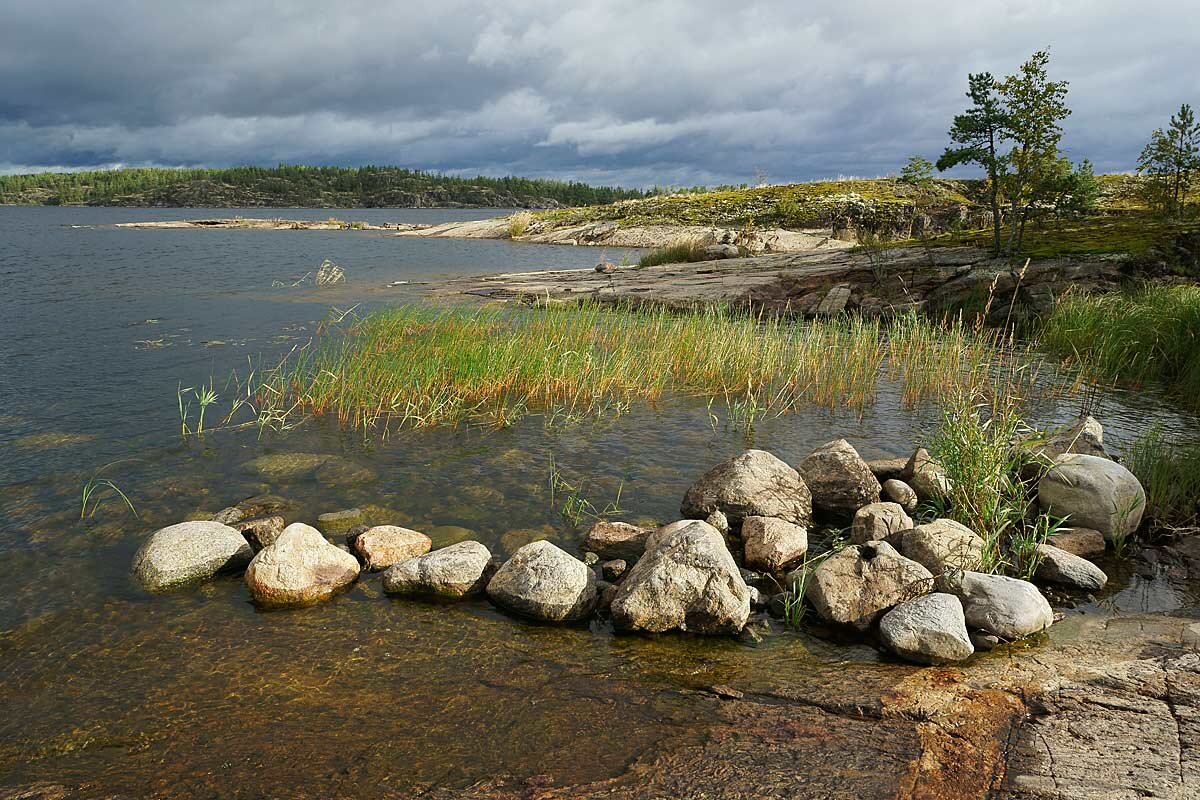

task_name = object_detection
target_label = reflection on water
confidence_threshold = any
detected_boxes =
[1,207,1199,795]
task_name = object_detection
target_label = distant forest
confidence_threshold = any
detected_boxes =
[0,165,647,208]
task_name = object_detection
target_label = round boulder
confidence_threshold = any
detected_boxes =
[742,516,808,573]
[882,479,919,513]
[245,523,360,607]
[681,449,812,529]
[133,520,253,591]
[798,439,881,517]
[353,525,432,571]
[894,519,985,575]
[948,571,1053,640]
[382,541,494,598]
[850,502,914,544]
[1038,454,1145,543]
[486,540,597,623]
[611,520,750,634]
[880,593,974,665]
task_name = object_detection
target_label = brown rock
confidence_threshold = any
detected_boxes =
[353,525,433,571]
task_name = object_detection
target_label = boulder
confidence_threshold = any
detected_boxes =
[212,506,245,525]
[241,452,329,480]
[703,243,740,260]
[904,448,951,502]
[486,541,597,622]
[353,525,433,571]
[882,479,919,513]
[245,523,360,607]
[234,515,286,550]
[879,593,974,665]
[803,542,934,630]
[1035,543,1108,591]
[895,519,985,575]
[948,571,1053,640]
[797,439,881,517]
[611,520,750,635]
[382,541,494,598]
[681,449,812,529]
[1038,454,1146,542]
[867,457,909,482]
[741,516,808,572]
[584,521,652,563]
[1044,416,1108,460]
[316,508,365,534]
[850,502,914,544]
[133,521,253,591]
[1047,527,1107,559]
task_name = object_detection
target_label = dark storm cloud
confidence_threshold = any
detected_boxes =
[2,0,1198,185]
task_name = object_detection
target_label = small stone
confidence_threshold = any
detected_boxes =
[867,457,910,482]
[234,515,286,550]
[245,523,360,607]
[742,516,808,572]
[971,632,1002,651]
[904,448,951,502]
[948,571,1053,640]
[705,509,730,534]
[582,551,600,567]
[747,586,764,609]
[344,524,370,546]
[602,559,627,582]
[803,542,934,630]
[1038,454,1146,543]
[894,518,985,575]
[353,525,433,571]
[584,520,652,562]
[237,493,292,516]
[1047,528,1107,559]
[882,479,919,513]
[850,502,913,544]
[1035,543,1108,591]
[241,452,330,480]
[316,508,365,534]
[708,684,744,699]
[681,449,812,529]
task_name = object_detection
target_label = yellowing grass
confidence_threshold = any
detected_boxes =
[259,303,1048,431]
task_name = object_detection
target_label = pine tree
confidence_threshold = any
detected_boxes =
[937,72,1009,255]
[1138,103,1200,218]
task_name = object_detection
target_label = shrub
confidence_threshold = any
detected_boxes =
[637,240,707,267]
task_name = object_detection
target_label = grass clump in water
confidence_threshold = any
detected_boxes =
[1039,284,1200,410]
[1123,426,1200,530]
[257,304,1037,433]
[637,240,707,267]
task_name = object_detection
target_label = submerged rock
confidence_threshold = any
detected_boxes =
[882,479,919,513]
[212,506,245,525]
[245,523,360,607]
[353,525,432,571]
[948,571,1053,640]
[1038,454,1146,543]
[486,541,597,623]
[850,502,913,544]
[879,593,974,665]
[803,542,934,630]
[681,449,811,529]
[1035,543,1108,591]
[316,508,365,534]
[798,439,882,517]
[611,520,750,634]
[313,458,377,487]
[741,516,808,572]
[382,541,494,598]
[241,452,330,480]
[584,521,652,562]
[895,519,985,575]
[133,520,253,591]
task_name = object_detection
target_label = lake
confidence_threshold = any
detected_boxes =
[1,206,1196,796]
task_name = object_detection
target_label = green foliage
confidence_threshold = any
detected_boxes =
[1138,103,1200,218]
[899,155,936,185]
[0,164,645,208]
[1123,426,1200,529]
[637,240,707,267]
[1039,284,1200,411]
[80,462,138,520]
[938,71,1010,255]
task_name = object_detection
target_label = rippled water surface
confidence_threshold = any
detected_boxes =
[1,206,1197,796]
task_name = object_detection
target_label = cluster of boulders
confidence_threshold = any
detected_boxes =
[131,417,1147,667]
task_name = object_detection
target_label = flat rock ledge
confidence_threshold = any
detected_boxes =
[434,246,1125,323]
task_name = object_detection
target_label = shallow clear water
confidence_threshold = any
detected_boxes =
[0,206,1197,795]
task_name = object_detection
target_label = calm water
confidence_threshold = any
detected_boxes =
[0,206,1196,796]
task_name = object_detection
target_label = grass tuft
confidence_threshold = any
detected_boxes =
[637,240,707,267]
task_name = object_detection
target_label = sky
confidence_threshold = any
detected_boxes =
[2,0,1198,187]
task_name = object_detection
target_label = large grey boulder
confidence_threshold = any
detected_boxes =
[245,523,360,607]
[797,439,881,517]
[895,519,985,575]
[352,525,432,571]
[948,571,1053,640]
[879,593,974,665]
[1035,543,1108,591]
[803,542,934,630]
[611,520,750,634]
[133,520,253,591]
[584,521,652,563]
[1038,454,1146,542]
[850,502,914,544]
[904,448,951,502]
[382,541,494,598]
[741,516,807,572]
[486,540,597,622]
[681,449,812,529]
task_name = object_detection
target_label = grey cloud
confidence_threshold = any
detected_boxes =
[2,0,1197,185]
